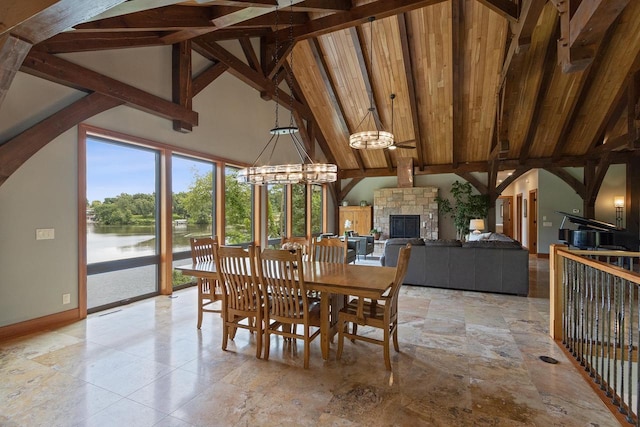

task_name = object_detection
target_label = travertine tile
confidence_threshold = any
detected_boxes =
[0,258,622,426]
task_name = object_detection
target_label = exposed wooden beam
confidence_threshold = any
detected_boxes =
[211,0,306,29]
[0,0,127,110]
[239,37,261,72]
[474,0,518,21]
[73,5,214,31]
[545,167,586,198]
[21,50,198,126]
[585,153,612,207]
[172,40,193,132]
[0,0,59,37]
[192,62,229,95]
[586,49,640,153]
[35,31,166,53]
[12,0,127,42]
[82,0,189,22]
[513,0,547,51]
[339,178,363,201]
[0,93,123,187]
[519,19,559,163]
[495,166,530,194]
[552,20,617,159]
[628,70,640,145]
[0,35,32,107]
[273,0,447,43]
[498,0,546,90]
[397,13,425,169]
[456,172,488,195]
[557,0,629,72]
[193,37,311,118]
[307,37,364,172]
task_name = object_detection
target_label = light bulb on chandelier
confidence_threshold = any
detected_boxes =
[238,1,337,185]
[349,16,395,150]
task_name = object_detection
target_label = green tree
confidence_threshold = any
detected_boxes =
[225,169,252,244]
[267,184,285,239]
[435,181,489,239]
[183,171,213,224]
[291,184,306,236]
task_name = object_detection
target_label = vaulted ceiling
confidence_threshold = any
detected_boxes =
[1,0,639,196]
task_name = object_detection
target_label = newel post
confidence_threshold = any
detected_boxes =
[549,244,565,340]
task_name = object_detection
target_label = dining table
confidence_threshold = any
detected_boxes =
[175,260,397,360]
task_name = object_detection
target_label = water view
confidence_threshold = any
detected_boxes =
[86,224,213,310]
[87,223,213,263]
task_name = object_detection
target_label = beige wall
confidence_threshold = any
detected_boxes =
[0,45,279,327]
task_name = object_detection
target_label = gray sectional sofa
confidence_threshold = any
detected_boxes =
[380,235,529,296]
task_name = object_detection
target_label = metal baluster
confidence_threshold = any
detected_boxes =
[605,272,612,394]
[629,285,640,427]
[618,277,626,412]
[579,264,586,364]
[563,258,569,346]
[626,280,634,422]
[586,268,597,376]
[612,275,620,404]
[594,268,601,382]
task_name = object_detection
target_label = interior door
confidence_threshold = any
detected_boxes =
[498,196,513,238]
[516,193,523,243]
[528,190,538,255]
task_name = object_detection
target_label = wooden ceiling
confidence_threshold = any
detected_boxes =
[1,0,640,190]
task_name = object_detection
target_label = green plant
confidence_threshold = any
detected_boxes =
[370,228,379,234]
[435,181,489,239]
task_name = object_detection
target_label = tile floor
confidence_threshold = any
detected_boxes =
[0,256,620,426]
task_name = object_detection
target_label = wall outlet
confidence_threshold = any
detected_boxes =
[36,228,55,240]
[62,293,70,304]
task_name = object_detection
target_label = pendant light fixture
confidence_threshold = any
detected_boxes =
[349,16,394,150]
[238,1,337,186]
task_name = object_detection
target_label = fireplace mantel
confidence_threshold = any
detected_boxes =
[373,187,439,240]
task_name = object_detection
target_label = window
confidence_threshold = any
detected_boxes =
[267,183,286,247]
[172,155,216,289]
[311,184,323,236]
[291,184,307,237]
[224,165,253,245]
[85,137,160,312]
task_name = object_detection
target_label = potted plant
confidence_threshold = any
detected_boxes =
[370,228,381,240]
[435,181,489,240]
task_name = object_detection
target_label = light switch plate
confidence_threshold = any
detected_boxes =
[36,228,55,240]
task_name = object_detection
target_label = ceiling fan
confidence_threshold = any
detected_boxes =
[385,94,416,151]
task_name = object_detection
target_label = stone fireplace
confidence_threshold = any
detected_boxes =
[373,187,439,240]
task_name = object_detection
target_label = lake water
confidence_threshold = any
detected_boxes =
[87,224,213,263]
[86,224,212,309]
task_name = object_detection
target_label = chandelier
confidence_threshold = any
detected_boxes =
[349,16,394,150]
[238,1,337,186]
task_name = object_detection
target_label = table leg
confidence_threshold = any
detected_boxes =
[320,291,330,360]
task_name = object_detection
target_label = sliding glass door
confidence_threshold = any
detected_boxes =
[85,137,160,312]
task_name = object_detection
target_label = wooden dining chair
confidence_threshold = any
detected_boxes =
[190,236,222,329]
[281,236,310,259]
[311,237,348,264]
[213,244,264,359]
[336,244,412,370]
[256,248,321,368]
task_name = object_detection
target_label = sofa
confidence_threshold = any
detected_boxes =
[380,234,529,296]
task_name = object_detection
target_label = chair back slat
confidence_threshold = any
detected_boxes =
[387,244,412,313]
[281,236,310,257]
[190,236,216,263]
[258,248,307,319]
[311,238,348,264]
[214,245,261,311]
